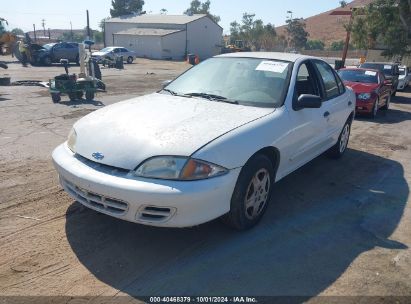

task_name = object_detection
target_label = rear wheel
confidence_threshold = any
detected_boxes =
[86,91,95,101]
[222,154,275,230]
[327,119,351,159]
[76,91,84,100]
[127,56,134,64]
[68,93,77,101]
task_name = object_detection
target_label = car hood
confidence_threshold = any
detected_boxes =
[74,93,274,170]
[344,81,379,93]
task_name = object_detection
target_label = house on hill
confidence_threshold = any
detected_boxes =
[104,14,223,60]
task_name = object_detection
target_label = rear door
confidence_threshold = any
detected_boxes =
[313,60,350,144]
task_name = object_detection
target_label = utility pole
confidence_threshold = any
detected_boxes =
[48,28,51,40]
[86,10,91,51]
[70,21,73,41]
[33,24,37,42]
[41,19,46,36]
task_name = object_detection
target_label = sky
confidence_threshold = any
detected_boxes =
[1,0,343,34]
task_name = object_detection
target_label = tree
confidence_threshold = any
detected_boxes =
[99,18,109,31]
[340,1,348,8]
[184,0,221,23]
[350,0,411,57]
[160,8,168,15]
[305,39,325,50]
[110,0,145,18]
[11,28,24,36]
[329,40,354,51]
[286,17,309,50]
[229,13,278,51]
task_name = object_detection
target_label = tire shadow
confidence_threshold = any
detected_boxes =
[65,148,408,299]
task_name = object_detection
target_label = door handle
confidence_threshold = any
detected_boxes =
[348,101,353,106]
[324,111,330,118]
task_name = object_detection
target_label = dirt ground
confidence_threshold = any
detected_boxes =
[0,56,411,303]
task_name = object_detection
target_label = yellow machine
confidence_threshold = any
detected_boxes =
[0,18,17,55]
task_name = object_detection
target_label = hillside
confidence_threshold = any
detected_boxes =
[276,0,373,46]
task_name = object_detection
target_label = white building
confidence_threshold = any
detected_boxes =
[104,14,223,60]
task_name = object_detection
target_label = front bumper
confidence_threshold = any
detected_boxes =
[355,98,376,114]
[52,144,241,227]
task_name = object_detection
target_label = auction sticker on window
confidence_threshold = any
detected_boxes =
[384,65,392,70]
[365,71,377,76]
[256,61,289,73]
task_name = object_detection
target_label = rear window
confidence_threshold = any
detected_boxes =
[360,63,392,76]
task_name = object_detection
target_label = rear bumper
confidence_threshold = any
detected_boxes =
[52,143,241,227]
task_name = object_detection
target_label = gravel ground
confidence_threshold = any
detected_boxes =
[0,56,410,303]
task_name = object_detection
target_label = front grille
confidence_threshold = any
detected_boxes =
[62,178,129,215]
[136,206,176,223]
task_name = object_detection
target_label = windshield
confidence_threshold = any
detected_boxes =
[338,69,378,84]
[164,57,291,107]
[399,68,406,76]
[100,47,114,53]
[42,43,55,50]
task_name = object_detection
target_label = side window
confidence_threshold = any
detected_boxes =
[314,61,340,99]
[295,62,320,98]
[113,48,120,53]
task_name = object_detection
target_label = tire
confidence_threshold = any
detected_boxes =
[68,93,77,101]
[75,55,80,66]
[381,94,390,110]
[86,91,94,101]
[127,56,134,64]
[76,91,84,100]
[369,98,379,119]
[222,154,275,230]
[327,119,351,159]
[51,93,61,103]
[43,56,52,66]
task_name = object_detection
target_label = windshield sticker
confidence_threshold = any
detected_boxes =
[365,71,377,76]
[384,65,391,69]
[256,61,288,73]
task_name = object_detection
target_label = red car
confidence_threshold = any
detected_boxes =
[338,68,392,118]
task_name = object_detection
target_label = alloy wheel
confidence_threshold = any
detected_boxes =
[244,168,271,220]
[339,124,350,154]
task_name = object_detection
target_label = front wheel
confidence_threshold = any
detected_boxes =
[51,93,61,103]
[127,56,134,64]
[222,154,275,230]
[327,120,351,159]
[43,56,52,66]
[381,94,390,110]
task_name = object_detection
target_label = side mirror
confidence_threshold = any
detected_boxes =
[296,94,322,109]
[162,80,172,88]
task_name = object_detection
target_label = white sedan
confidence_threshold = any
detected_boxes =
[92,47,137,64]
[52,52,355,230]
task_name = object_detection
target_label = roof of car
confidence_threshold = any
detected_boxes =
[215,52,312,62]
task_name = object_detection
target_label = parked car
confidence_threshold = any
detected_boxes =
[52,53,355,230]
[359,62,400,96]
[32,42,80,66]
[92,47,137,64]
[397,66,410,91]
[338,68,391,118]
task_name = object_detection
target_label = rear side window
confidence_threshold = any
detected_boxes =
[314,61,340,99]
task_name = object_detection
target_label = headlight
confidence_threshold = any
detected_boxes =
[134,156,228,180]
[67,128,77,152]
[357,93,372,100]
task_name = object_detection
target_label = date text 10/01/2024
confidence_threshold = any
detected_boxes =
[148,297,258,303]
